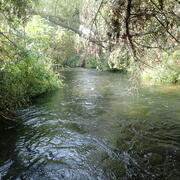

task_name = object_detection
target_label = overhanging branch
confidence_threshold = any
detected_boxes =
[28,9,105,48]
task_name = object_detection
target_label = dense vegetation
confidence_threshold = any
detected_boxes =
[0,0,179,121]
[79,0,180,83]
[0,0,61,120]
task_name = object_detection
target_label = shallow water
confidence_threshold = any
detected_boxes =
[0,68,180,180]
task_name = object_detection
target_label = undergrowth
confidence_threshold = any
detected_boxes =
[0,49,62,112]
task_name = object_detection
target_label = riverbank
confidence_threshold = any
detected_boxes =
[0,55,62,124]
[1,63,179,126]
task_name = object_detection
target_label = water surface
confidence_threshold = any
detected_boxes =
[0,68,180,180]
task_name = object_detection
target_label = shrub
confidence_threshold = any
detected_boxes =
[108,48,130,71]
[65,54,81,67]
[0,49,61,111]
[141,50,180,84]
[85,56,98,68]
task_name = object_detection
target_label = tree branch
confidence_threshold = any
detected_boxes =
[154,15,180,43]
[125,0,137,60]
[0,31,18,48]
[28,9,106,48]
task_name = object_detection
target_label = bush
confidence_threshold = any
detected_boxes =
[141,50,180,84]
[0,49,61,111]
[108,48,130,71]
[85,56,98,68]
[65,54,80,67]
[98,52,111,71]
[84,53,110,70]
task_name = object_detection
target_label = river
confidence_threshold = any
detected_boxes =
[0,68,180,180]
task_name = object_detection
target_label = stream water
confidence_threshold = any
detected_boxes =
[0,68,180,180]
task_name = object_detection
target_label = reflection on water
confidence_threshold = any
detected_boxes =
[0,68,180,180]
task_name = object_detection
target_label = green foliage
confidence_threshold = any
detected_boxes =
[84,53,110,70]
[37,0,83,29]
[79,0,179,84]
[22,51,61,97]
[1,0,179,120]
[0,48,61,111]
[141,50,180,84]
[0,0,38,23]
[52,30,77,67]
[85,56,98,68]
[65,54,81,67]
[25,16,79,67]
[25,15,58,58]
[0,10,62,112]
[108,49,130,71]
[142,66,180,84]
[97,53,111,71]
